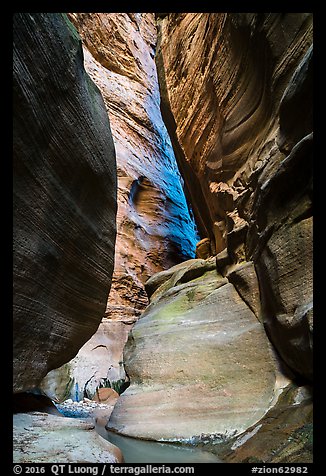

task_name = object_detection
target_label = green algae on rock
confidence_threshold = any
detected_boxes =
[107,258,283,441]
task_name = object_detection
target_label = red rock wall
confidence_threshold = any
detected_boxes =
[69,13,199,319]
[38,13,200,400]
[156,13,313,380]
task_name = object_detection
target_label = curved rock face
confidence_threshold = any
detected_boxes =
[219,384,313,463]
[248,134,313,381]
[68,13,199,318]
[156,13,313,380]
[40,13,199,401]
[40,318,132,402]
[107,258,286,441]
[13,13,117,393]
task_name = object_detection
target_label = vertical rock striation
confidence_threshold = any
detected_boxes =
[13,13,117,393]
[40,13,199,400]
[156,13,313,381]
[68,13,199,317]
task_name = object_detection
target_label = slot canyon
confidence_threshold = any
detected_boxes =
[13,12,313,464]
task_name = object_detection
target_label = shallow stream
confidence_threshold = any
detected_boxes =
[57,402,221,463]
[96,424,221,463]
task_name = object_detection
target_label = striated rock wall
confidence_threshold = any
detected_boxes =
[156,13,313,381]
[15,13,313,460]
[40,13,199,400]
[68,13,199,318]
[13,13,117,393]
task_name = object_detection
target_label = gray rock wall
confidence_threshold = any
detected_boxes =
[13,13,117,392]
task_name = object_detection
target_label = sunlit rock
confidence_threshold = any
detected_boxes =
[107,259,287,441]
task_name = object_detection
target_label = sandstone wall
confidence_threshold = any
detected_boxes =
[69,13,199,318]
[40,13,199,400]
[156,13,313,380]
[13,13,117,392]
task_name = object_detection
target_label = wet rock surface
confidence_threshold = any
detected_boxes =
[56,397,118,420]
[13,412,123,463]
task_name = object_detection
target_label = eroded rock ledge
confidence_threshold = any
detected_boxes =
[13,413,123,463]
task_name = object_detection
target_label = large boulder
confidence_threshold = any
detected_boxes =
[107,259,286,441]
[13,13,117,392]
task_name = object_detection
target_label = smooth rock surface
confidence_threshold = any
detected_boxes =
[248,135,313,380]
[107,259,280,441]
[41,317,133,401]
[93,388,120,404]
[13,412,123,463]
[278,46,313,153]
[219,384,313,463]
[226,261,261,320]
[146,257,218,303]
[13,13,117,393]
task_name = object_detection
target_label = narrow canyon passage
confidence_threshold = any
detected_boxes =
[13,12,313,465]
